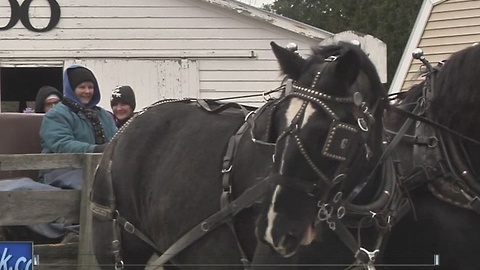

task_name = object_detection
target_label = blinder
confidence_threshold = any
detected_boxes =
[322,121,359,162]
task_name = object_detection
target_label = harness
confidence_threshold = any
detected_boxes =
[91,98,280,270]
[253,58,405,270]
[387,67,480,215]
[90,56,414,270]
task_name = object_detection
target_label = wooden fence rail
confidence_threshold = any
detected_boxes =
[0,153,101,270]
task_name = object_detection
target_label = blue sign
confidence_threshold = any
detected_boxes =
[0,242,33,270]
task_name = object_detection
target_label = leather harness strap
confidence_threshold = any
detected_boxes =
[148,179,271,269]
[196,99,253,116]
[91,99,280,270]
[389,104,480,146]
[147,103,269,269]
[221,120,254,269]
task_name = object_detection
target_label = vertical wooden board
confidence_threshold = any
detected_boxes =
[180,59,190,98]
[163,60,180,99]
[157,61,166,100]
[153,61,165,104]
[77,154,102,270]
[186,60,200,99]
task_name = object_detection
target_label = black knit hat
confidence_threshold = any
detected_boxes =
[67,67,96,90]
[35,86,62,113]
[110,85,136,111]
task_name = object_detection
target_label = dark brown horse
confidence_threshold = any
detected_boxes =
[90,41,386,270]
[381,45,480,269]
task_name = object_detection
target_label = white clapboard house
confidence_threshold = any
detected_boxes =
[0,0,386,111]
[390,0,480,94]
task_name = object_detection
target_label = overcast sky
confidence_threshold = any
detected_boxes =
[236,0,275,7]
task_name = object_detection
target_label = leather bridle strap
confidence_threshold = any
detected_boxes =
[344,103,422,205]
[148,179,271,270]
[389,104,480,146]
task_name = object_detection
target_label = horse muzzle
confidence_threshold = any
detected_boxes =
[262,223,317,258]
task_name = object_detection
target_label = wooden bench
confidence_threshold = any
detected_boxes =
[0,112,100,269]
[0,112,43,180]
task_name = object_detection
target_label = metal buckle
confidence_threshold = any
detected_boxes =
[124,222,135,234]
[325,55,338,62]
[221,165,232,173]
[115,260,124,270]
[357,118,369,132]
[223,185,232,194]
[355,247,379,264]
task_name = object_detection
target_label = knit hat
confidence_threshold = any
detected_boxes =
[110,85,136,111]
[67,67,96,90]
[35,86,62,113]
[45,94,60,101]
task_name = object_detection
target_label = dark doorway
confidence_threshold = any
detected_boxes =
[1,67,63,112]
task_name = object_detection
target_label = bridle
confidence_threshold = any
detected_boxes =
[255,56,381,200]
[252,55,394,269]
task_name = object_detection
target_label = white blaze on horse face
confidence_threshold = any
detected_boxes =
[284,98,315,128]
[304,103,315,124]
[264,185,282,246]
[280,99,316,173]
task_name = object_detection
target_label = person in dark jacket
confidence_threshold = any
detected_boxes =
[39,64,117,189]
[9,65,119,242]
[110,85,136,128]
[34,86,62,113]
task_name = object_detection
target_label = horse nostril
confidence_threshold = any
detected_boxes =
[284,232,297,244]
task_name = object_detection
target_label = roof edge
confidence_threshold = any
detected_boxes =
[199,0,333,40]
[388,0,445,94]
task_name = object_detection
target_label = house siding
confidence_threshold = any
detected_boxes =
[65,59,200,106]
[0,0,324,108]
[392,0,480,93]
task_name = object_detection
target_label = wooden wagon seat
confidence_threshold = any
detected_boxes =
[0,113,44,180]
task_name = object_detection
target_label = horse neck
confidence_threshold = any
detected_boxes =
[232,104,277,195]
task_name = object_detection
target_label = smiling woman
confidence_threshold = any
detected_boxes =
[39,64,118,167]
[110,85,136,128]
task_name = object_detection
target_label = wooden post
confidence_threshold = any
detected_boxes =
[77,153,101,270]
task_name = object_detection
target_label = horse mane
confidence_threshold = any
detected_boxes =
[431,44,480,133]
[310,42,386,104]
[311,42,387,159]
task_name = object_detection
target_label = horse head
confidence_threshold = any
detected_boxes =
[255,41,386,257]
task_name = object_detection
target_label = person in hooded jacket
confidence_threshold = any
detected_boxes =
[34,86,62,113]
[39,64,117,189]
[8,65,119,242]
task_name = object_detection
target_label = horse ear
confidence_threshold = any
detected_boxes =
[335,49,361,86]
[271,41,306,80]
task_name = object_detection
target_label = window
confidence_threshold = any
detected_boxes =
[0,67,63,112]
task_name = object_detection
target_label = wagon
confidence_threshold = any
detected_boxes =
[0,112,100,270]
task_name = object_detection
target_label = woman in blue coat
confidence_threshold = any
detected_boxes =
[39,64,117,189]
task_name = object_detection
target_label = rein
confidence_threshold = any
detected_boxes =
[148,180,271,269]
[388,104,480,146]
